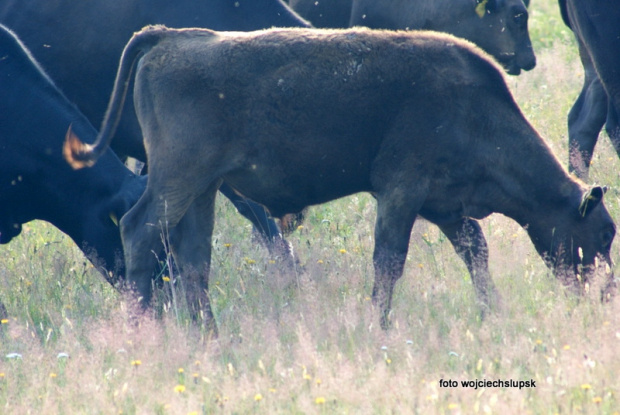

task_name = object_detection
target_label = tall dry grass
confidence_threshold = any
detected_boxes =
[1,0,619,413]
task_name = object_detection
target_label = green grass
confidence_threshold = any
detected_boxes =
[2,1,620,413]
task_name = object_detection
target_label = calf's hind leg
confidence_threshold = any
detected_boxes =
[119,168,214,322]
[120,187,182,309]
[167,183,220,335]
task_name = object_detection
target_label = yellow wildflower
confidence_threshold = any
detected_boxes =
[315,397,326,405]
[131,360,142,367]
[254,393,263,402]
[174,385,186,393]
[1,319,8,324]
[162,276,171,282]
[302,365,312,380]
[581,384,592,390]
[339,249,347,254]
[592,396,603,404]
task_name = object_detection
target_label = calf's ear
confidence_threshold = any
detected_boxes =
[578,186,604,218]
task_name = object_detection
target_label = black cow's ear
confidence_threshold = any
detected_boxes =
[475,0,498,17]
[578,186,604,218]
[475,0,490,17]
[523,0,530,8]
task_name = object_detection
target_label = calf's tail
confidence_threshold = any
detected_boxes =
[64,25,167,169]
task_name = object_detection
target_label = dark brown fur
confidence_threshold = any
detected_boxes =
[66,26,615,331]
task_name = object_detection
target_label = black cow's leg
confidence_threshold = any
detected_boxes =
[218,183,279,239]
[168,183,220,336]
[438,218,500,317]
[218,183,295,265]
[606,102,620,159]
[568,58,607,180]
[372,195,418,329]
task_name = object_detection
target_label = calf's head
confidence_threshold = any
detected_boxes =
[526,186,616,297]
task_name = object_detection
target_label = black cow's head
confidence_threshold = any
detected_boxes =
[79,174,147,281]
[470,0,537,75]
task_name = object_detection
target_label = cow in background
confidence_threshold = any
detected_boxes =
[289,0,536,75]
[0,24,145,280]
[559,0,620,180]
[0,0,310,259]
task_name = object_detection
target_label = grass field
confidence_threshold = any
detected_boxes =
[1,1,620,413]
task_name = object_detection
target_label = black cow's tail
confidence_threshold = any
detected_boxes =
[64,25,167,169]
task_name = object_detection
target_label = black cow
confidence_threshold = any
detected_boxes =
[66,26,615,333]
[0,0,310,258]
[0,24,145,279]
[559,0,620,180]
[289,0,536,75]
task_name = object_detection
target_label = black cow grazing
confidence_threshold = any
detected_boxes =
[0,25,145,279]
[558,0,620,180]
[66,26,615,332]
[0,0,310,259]
[345,0,536,75]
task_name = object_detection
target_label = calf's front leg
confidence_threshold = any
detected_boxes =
[438,218,500,317]
[372,197,418,329]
